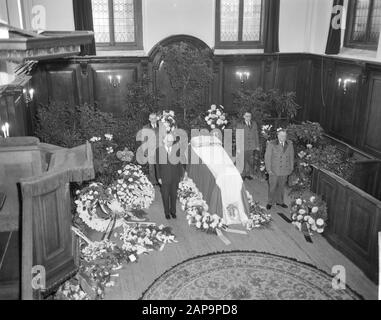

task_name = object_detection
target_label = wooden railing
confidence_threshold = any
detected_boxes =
[311,165,381,283]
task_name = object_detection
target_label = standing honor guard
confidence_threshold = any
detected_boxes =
[264,128,294,210]
[236,111,260,180]
[143,112,160,185]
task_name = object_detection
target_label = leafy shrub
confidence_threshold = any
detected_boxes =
[233,87,300,126]
[286,121,325,151]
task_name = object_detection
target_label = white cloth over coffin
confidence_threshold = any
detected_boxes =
[190,136,249,226]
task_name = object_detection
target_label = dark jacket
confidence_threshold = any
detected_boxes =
[264,139,294,176]
[155,145,185,184]
[236,121,260,151]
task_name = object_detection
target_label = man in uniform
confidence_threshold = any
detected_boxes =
[264,128,294,210]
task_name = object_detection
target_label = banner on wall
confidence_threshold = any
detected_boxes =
[325,0,344,55]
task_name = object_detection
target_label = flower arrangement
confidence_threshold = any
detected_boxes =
[246,191,272,229]
[57,220,177,300]
[116,147,134,162]
[205,104,228,130]
[178,177,225,234]
[110,163,155,211]
[75,183,123,232]
[119,223,176,256]
[54,277,89,300]
[289,143,354,197]
[89,133,134,185]
[290,194,328,235]
[159,110,176,133]
[261,124,273,140]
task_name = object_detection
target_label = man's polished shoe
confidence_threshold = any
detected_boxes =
[170,213,177,219]
[266,204,272,210]
[165,214,171,220]
[277,203,288,209]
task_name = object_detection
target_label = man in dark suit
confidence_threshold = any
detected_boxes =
[264,129,294,210]
[236,111,260,180]
[155,133,185,219]
[143,113,160,185]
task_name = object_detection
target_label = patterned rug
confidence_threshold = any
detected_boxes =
[141,251,362,300]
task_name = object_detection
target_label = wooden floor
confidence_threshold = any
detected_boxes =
[105,179,378,300]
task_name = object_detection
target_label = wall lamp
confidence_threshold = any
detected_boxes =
[1,122,10,138]
[236,71,250,84]
[108,75,122,88]
[338,78,357,94]
[23,88,35,104]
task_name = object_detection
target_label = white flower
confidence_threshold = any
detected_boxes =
[297,215,303,221]
[211,124,216,129]
[296,199,302,205]
[307,144,313,149]
[310,196,316,203]
[317,228,324,234]
[298,209,306,215]
[196,222,202,228]
[316,218,324,227]
[308,217,315,225]
[90,136,101,143]
[311,225,317,231]
[211,104,216,111]
[311,206,319,214]
[203,223,209,229]
[104,134,113,141]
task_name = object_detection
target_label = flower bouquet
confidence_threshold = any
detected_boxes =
[119,223,176,257]
[159,110,176,133]
[205,104,228,130]
[290,194,327,235]
[245,191,272,229]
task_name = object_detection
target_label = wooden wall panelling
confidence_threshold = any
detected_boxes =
[362,71,381,158]
[89,62,139,114]
[312,166,380,282]
[327,61,362,145]
[306,58,327,125]
[45,63,82,107]
[221,58,264,111]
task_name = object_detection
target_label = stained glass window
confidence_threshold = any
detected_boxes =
[220,0,240,41]
[346,0,381,49]
[217,0,264,48]
[242,0,262,41]
[91,0,142,48]
[113,0,135,42]
[92,0,110,43]
[370,0,381,42]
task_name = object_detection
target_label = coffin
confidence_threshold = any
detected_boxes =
[0,137,94,299]
[187,136,250,225]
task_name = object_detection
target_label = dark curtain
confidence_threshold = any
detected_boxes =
[263,0,280,53]
[73,0,96,56]
[325,0,344,54]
